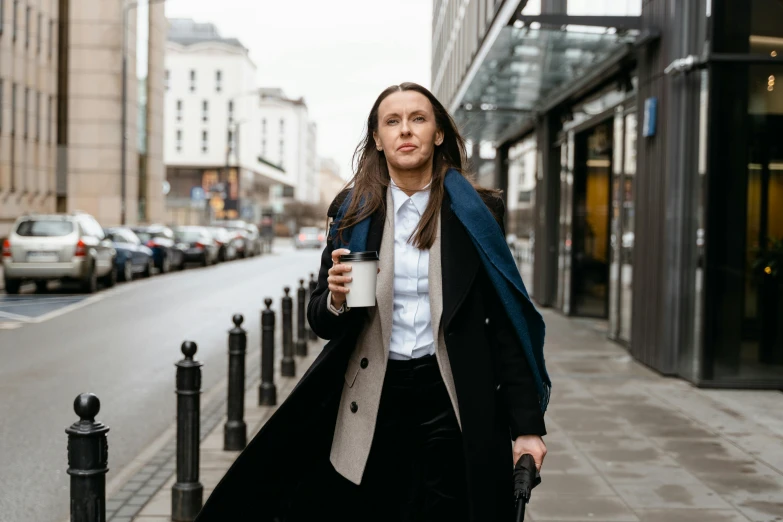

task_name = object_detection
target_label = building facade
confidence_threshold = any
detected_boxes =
[257,87,319,207]
[164,20,306,225]
[0,0,59,237]
[0,0,166,237]
[317,156,345,212]
[434,0,783,389]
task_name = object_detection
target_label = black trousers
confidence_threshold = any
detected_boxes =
[292,354,469,522]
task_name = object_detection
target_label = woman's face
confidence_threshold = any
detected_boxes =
[373,90,444,174]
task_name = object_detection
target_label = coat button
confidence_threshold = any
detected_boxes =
[360,358,368,369]
[350,401,358,413]
[485,317,490,325]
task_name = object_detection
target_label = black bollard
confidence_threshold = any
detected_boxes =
[259,298,277,405]
[224,314,247,451]
[172,341,204,522]
[281,287,296,377]
[308,273,318,341]
[295,279,308,357]
[66,393,109,522]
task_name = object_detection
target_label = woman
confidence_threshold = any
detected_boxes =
[195,83,550,522]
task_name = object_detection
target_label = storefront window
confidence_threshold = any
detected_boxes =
[508,136,538,295]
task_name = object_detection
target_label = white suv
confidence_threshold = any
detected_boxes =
[2,212,117,294]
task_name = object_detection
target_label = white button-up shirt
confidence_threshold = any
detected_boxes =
[388,179,434,360]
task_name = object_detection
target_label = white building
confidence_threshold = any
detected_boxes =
[164,19,294,225]
[257,87,319,207]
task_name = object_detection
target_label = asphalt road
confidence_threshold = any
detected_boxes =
[0,242,323,522]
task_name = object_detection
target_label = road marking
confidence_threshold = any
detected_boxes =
[26,293,106,323]
[0,322,23,330]
[0,310,33,322]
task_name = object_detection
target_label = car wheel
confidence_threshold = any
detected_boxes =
[143,259,154,278]
[4,278,21,295]
[120,259,133,282]
[35,280,48,293]
[82,265,98,294]
[101,263,117,288]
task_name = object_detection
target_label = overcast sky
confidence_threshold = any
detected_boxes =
[164,0,433,180]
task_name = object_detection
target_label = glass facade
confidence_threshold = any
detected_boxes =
[704,0,783,385]
[507,135,538,296]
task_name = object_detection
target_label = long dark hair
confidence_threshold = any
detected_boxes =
[337,82,491,250]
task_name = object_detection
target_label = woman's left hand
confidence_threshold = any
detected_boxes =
[513,435,547,471]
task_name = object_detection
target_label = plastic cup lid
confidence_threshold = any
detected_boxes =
[339,251,380,262]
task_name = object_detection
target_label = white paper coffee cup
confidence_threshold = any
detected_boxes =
[340,251,380,308]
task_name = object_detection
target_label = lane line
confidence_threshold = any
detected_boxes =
[0,310,33,322]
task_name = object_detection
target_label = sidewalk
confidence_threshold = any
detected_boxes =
[128,346,320,522]
[125,311,783,522]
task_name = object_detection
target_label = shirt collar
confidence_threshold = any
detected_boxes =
[390,177,431,216]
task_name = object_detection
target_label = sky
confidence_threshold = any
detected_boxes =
[164,0,433,180]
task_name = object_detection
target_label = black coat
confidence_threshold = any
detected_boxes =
[195,190,545,522]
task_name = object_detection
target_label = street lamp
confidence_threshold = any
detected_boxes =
[121,0,167,225]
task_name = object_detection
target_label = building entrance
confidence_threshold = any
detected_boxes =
[571,121,613,318]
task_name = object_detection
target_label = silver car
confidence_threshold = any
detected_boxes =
[293,227,325,249]
[2,212,117,294]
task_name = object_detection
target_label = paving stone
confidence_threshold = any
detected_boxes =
[635,509,751,522]
[528,495,639,521]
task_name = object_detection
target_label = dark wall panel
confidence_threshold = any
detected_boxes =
[630,0,671,371]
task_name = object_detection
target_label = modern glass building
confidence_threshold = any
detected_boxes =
[433,0,783,388]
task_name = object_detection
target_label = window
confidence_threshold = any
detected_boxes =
[35,91,40,141]
[0,0,4,36]
[261,139,266,156]
[279,118,284,133]
[228,100,233,124]
[176,129,182,152]
[261,118,266,136]
[13,0,18,42]
[202,100,208,122]
[165,69,170,90]
[215,70,222,92]
[189,70,196,92]
[279,139,284,166]
[201,130,208,153]
[48,19,53,58]
[0,80,3,134]
[176,99,182,121]
[36,13,41,53]
[227,130,233,153]
[10,83,16,135]
[25,5,30,49]
[47,95,52,143]
[23,87,28,139]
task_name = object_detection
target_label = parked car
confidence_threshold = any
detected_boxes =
[207,227,239,262]
[293,227,325,249]
[174,226,219,267]
[2,212,117,294]
[131,225,186,273]
[105,227,155,280]
[214,220,262,257]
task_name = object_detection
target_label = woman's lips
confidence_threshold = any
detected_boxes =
[397,143,417,152]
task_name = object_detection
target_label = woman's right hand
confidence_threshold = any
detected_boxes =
[328,248,353,309]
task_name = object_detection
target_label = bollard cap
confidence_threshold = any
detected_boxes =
[264,297,273,309]
[299,278,305,287]
[181,341,198,359]
[75,392,100,421]
[66,393,109,437]
[233,314,244,327]
[310,273,315,281]
[284,286,290,296]
[177,341,203,369]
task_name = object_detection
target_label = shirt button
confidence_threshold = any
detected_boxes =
[360,358,369,369]
[350,402,358,413]
[485,318,490,325]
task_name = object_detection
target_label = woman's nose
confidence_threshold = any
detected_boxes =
[400,121,411,136]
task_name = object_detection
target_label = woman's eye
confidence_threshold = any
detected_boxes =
[387,119,398,125]
[414,116,425,122]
